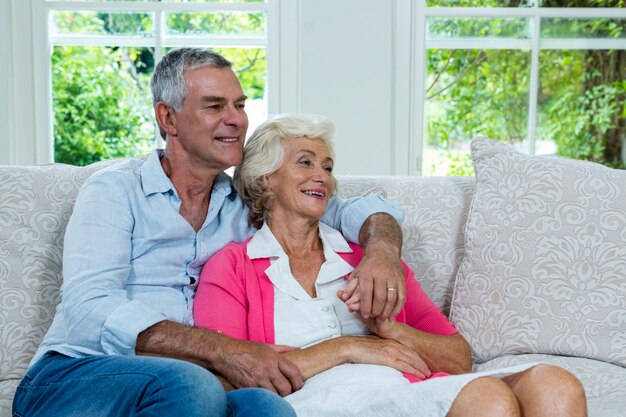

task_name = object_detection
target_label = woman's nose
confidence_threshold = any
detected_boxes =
[313,167,330,182]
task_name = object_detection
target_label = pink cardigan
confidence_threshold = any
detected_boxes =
[194,240,457,382]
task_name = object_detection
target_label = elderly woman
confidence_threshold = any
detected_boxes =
[194,114,587,417]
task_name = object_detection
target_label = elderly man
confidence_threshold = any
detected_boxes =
[12,48,406,417]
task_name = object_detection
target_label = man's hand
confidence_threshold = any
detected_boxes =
[136,321,303,397]
[213,338,303,396]
[339,213,405,320]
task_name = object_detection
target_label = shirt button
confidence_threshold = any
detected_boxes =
[328,322,337,329]
[322,305,330,312]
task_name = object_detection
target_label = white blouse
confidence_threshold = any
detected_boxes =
[246,222,370,347]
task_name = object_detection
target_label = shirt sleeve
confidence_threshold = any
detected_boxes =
[61,171,167,356]
[402,263,458,336]
[321,194,405,244]
[194,244,250,341]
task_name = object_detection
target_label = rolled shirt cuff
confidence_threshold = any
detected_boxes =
[340,194,405,244]
[101,300,168,356]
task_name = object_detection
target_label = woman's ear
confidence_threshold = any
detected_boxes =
[262,175,271,191]
[154,102,177,138]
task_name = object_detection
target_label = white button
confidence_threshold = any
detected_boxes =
[328,322,337,329]
[322,305,330,312]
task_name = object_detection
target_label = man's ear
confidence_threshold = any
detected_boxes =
[154,102,177,138]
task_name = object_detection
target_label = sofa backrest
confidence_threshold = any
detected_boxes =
[0,164,474,406]
[0,160,119,397]
[336,175,475,313]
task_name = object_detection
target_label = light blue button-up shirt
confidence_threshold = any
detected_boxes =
[32,150,404,365]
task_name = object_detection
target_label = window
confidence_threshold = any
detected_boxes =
[414,1,626,176]
[35,0,275,166]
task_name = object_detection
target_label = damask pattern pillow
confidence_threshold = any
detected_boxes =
[450,137,626,366]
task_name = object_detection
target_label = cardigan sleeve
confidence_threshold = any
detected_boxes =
[194,242,250,340]
[401,263,458,336]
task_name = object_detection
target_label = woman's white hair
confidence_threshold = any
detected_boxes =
[234,113,336,228]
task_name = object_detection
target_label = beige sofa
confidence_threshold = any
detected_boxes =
[1,138,625,416]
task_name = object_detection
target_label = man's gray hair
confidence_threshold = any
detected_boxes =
[234,113,337,229]
[151,48,232,138]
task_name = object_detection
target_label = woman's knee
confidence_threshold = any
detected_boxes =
[517,365,587,413]
[448,376,520,417]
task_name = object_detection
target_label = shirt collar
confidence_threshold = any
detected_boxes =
[248,222,353,260]
[140,149,237,198]
[140,149,175,196]
[318,222,353,254]
[212,172,238,198]
[248,222,354,299]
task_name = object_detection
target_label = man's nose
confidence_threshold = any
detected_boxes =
[224,104,247,127]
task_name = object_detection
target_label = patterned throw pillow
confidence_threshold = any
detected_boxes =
[450,137,626,366]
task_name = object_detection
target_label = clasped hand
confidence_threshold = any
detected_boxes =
[338,244,406,321]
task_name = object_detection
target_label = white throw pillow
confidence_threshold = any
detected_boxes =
[450,137,626,366]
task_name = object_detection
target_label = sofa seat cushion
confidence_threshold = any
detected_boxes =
[474,354,626,417]
[450,137,626,367]
[0,380,17,417]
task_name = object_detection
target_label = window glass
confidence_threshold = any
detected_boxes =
[46,0,145,2]
[163,0,264,3]
[423,49,530,176]
[427,0,532,7]
[164,0,265,3]
[541,18,626,39]
[539,0,624,7]
[428,17,530,39]
[52,11,153,36]
[420,1,626,175]
[52,46,155,165]
[48,0,263,2]
[165,12,265,37]
[537,49,625,167]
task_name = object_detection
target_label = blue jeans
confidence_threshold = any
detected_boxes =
[12,352,296,417]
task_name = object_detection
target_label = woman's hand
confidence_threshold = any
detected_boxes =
[343,335,431,379]
[361,316,401,340]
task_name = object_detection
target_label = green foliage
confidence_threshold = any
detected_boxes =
[424,1,626,176]
[425,49,529,150]
[216,48,266,100]
[543,82,621,162]
[53,46,154,166]
[166,11,264,37]
[444,151,475,176]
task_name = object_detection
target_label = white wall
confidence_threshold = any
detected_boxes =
[0,0,13,165]
[278,0,411,175]
[295,0,395,175]
[2,0,39,165]
[1,0,410,174]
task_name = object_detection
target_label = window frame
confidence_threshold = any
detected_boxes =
[32,0,278,164]
[401,2,626,176]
